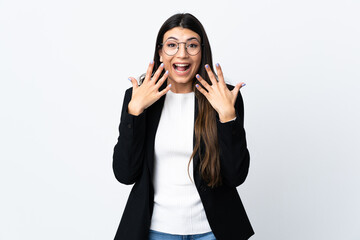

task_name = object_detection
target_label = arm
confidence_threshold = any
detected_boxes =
[217,90,250,188]
[112,62,171,185]
[190,63,251,188]
[112,88,147,185]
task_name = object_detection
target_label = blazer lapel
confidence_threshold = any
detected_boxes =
[146,90,166,179]
[192,95,205,191]
[192,92,200,180]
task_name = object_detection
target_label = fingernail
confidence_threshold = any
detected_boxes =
[205,64,209,68]
[196,74,200,79]
[195,84,199,88]
[150,60,154,64]
[160,63,164,67]
[165,70,169,74]
[241,83,246,87]
[169,84,172,87]
[128,77,132,82]
[216,63,219,67]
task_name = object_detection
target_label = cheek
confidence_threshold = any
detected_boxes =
[163,57,173,68]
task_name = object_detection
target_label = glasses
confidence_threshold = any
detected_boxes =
[160,39,202,56]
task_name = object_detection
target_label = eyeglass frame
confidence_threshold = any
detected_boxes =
[159,38,203,56]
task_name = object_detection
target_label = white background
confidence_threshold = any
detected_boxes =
[1,0,359,239]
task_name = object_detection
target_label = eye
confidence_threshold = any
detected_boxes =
[188,43,198,48]
[166,43,177,48]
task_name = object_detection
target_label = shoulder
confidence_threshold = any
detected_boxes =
[125,86,133,95]
[123,87,134,100]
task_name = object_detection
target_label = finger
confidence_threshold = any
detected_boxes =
[158,83,172,97]
[232,82,244,97]
[196,74,212,92]
[151,63,165,81]
[204,64,218,85]
[238,82,246,90]
[144,60,155,82]
[215,63,226,84]
[128,77,138,89]
[155,70,169,88]
[195,83,210,99]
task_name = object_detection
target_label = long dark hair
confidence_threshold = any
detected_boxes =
[142,13,222,188]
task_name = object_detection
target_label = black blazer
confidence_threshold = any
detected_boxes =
[113,82,254,240]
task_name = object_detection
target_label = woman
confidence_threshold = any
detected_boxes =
[113,13,254,240]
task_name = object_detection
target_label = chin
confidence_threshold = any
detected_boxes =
[169,76,194,85]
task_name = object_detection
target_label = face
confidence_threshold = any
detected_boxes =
[159,27,202,92]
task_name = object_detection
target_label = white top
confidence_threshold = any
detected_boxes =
[150,90,212,234]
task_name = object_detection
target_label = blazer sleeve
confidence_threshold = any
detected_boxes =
[112,87,147,185]
[217,89,250,188]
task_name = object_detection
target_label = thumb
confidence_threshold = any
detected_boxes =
[128,77,138,90]
[232,82,243,95]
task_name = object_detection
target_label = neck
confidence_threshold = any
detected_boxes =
[167,79,193,93]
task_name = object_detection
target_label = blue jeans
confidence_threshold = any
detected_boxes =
[149,229,216,240]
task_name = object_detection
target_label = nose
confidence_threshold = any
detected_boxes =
[176,43,188,57]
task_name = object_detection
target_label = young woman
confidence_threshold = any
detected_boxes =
[113,13,254,240]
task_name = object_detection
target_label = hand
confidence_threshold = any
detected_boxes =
[195,63,245,122]
[128,61,171,116]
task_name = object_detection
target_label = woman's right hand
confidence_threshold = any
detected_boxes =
[127,61,171,116]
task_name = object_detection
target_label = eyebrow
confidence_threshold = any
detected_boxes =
[165,36,200,41]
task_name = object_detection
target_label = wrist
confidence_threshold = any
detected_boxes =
[128,101,144,116]
[218,108,236,123]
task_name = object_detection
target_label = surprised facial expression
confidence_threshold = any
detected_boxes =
[159,27,202,91]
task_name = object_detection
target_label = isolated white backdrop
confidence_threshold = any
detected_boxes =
[1,0,359,239]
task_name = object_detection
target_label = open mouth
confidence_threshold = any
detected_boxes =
[173,63,191,73]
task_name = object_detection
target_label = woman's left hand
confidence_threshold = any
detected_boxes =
[195,63,245,123]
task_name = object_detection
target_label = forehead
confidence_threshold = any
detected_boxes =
[163,27,201,42]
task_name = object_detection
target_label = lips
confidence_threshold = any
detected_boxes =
[173,63,191,73]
